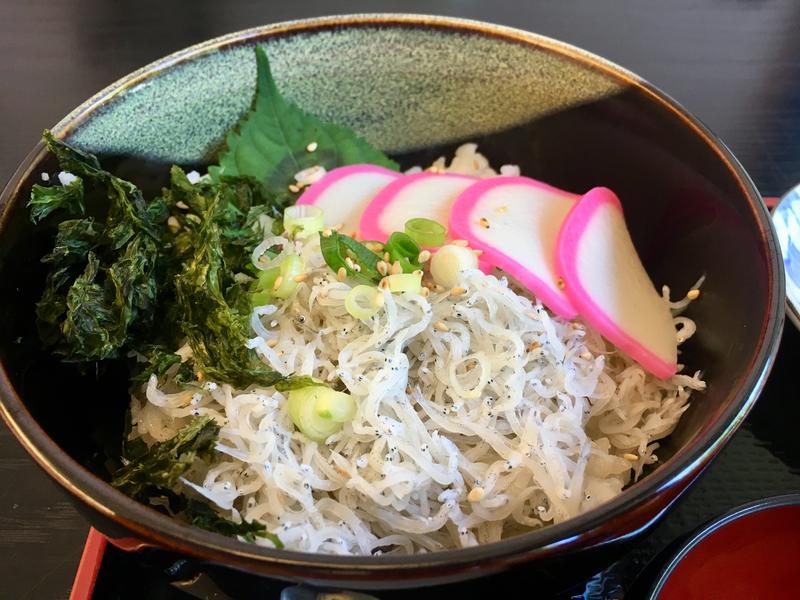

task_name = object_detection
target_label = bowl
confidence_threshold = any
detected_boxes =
[0,14,784,591]
[648,495,800,599]
[772,184,800,329]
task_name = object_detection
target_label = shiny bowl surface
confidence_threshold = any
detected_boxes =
[0,14,783,590]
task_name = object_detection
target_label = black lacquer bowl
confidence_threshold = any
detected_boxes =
[0,14,784,592]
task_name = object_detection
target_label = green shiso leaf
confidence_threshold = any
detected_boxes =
[209,46,398,193]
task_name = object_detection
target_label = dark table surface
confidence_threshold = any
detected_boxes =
[2,1,800,598]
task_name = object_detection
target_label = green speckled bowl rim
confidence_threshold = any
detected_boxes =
[0,13,783,585]
[52,14,633,141]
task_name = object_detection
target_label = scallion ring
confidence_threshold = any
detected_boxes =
[384,232,422,273]
[384,272,423,294]
[255,266,280,290]
[287,386,356,442]
[345,285,382,320]
[405,217,446,247]
[274,255,305,299]
[283,205,324,239]
[250,290,272,308]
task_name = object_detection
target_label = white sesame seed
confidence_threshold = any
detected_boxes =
[294,165,326,186]
[467,487,485,502]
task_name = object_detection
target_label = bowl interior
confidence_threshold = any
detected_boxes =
[654,498,800,599]
[0,16,780,568]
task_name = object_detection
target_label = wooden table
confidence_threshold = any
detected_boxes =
[2,1,800,598]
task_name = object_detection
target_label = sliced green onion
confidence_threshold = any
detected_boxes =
[250,290,272,308]
[283,205,324,239]
[274,255,305,299]
[250,255,304,304]
[386,232,419,261]
[405,218,446,247]
[319,230,382,285]
[287,385,356,442]
[314,389,357,422]
[384,272,423,294]
[429,244,479,288]
[345,285,382,320]
[384,232,422,273]
[255,266,280,291]
[250,266,280,307]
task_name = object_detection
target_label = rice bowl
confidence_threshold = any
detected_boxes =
[0,15,781,589]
